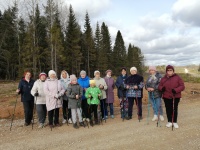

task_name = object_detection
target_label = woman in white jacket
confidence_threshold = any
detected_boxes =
[31,72,47,128]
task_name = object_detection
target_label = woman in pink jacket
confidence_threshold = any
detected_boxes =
[44,70,65,128]
[158,65,185,129]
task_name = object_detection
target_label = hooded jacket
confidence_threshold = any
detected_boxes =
[78,76,90,100]
[60,71,70,100]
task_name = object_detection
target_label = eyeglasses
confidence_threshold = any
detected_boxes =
[167,69,173,71]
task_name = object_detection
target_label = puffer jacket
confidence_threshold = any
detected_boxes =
[85,87,102,105]
[94,77,108,99]
[31,79,46,104]
[78,76,90,100]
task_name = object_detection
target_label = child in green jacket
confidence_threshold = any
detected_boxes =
[85,80,102,126]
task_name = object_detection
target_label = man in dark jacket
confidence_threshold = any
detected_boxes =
[158,65,185,129]
[16,71,35,126]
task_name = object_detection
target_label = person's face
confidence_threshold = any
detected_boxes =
[40,75,46,81]
[130,70,137,75]
[25,72,31,79]
[90,83,95,87]
[149,70,156,75]
[167,69,174,76]
[81,74,86,78]
[71,79,77,84]
[95,73,100,78]
[50,74,56,79]
[107,71,111,76]
[62,72,67,79]
[121,69,126,76]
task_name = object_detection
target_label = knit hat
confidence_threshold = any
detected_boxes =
[89,80,95,85]
[149,66,156,71]
[48,70,56,77]
[105,69,112,74]
[94,70,100,76]
[80,70,86,75]
[70,74,77,82]
[130,67,137,72]
[166,65,174,72]
[39,72,47,78]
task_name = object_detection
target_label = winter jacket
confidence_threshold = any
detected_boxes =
[158,73,185,99]
[18,78,35,102]
[85,87,102,105]
[104,76,115,103]
[125,74,144,98]
[67,83,83,109]
[31,79,46,104]
[115,75,128,98]
[94,77,108,99]
[43,78,65,111]
[78,76,90,100]
[60,72,70,101]
[145,72,162,98]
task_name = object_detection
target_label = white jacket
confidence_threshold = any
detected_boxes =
[31,79,46,104]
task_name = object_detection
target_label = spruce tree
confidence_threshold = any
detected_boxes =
[94,22,101,71]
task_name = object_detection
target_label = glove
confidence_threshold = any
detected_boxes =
[34,92,39,97]
[162,87,166,92]
[172,89,176,94]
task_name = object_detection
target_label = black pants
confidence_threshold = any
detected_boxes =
[23,101,34,124]
[48,108,59,125]
[100,99,106,118]
[128,97,142,117]
[62,100,71,120]
[164,98,180,123]
[89,104,98,120]
[36,104,47,124]
[81,99,89,118]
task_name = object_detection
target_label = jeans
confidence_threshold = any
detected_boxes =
[105,103,114,116]
[148,96,163,115]
[62,100,71,120]
[36,104,47,124]
[48,108,59,125]
[23,101,34,124]
[128,97,142,117]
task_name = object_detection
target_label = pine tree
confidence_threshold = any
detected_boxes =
[127,43,133,70]
[94,22,101,71]
[132,46,144,75]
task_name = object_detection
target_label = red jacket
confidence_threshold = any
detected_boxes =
[158,73,185,99]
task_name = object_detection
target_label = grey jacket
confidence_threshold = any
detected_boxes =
[67,83,83,109]
[145,72,162,98]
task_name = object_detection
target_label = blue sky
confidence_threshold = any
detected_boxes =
[0,0,199,66]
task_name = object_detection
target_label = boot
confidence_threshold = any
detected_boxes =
[79,122,85,127]
[73,123,79,129]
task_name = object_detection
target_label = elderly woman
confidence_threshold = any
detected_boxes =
[93,70,108,120]
[44,70,65,128]
[16,71,35,126]
[145,66,164,122]
[104,70,115,119]
[31,72,47,128]
[125,67,144,120]
[158,65,185,129]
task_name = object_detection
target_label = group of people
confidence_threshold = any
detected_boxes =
[16,65,185,129]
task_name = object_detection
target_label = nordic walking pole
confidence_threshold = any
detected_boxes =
[122,96,125,121]
[147,92,151,125]
[172,95,175,131]
[102,99,106,123]
[135,89,140,122]
[10,94,18,131]
[32,95,37,130]
[151,92,160,127]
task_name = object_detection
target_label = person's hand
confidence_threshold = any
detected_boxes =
[34,92,39,97]
[88,94,91,98]
[99,85,104,89]
[54,94,59,99]
[75,95,79,99]
[126,85,130,89]
[147,88,154,92]
[16,89,20,94]
[134,85,138,90]
[162,87,166,92]
[172,89,176,94]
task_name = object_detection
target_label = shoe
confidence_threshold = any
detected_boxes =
[62,119,67,124]
[82,118,86,121]
[68,118,72,124]
[111,115,114,119]
[49,124,54,128]
[105,116,108,119]
[159,115,164,121]
[173,123,179,129]
[95,119,98,125]
[24,122,30,126]
[55,123,61,127]
[79,122,85,127]
[126,116,132,120]
[166,122,172,128]
[138,116,143,120]
[152,115,158,121]
[73,123,79,129]
[38,123,44,129]
[86,118,90,122]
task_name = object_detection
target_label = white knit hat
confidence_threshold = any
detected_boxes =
[48,70,56,76]
[80,70,86,75]
[130,67,137,72]
[70,74,77,82]
[94,70,100,76]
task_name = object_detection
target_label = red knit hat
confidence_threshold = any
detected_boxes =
[166,65,174,72]
[39,72,47,78]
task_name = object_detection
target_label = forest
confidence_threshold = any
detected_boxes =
[0,0,144,79]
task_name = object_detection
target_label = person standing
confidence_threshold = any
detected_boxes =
[145,66,164,122]
[77,70,90,121]
[31,72,47,128]
[125,67,144,120]
[60,70,72,124]
[93,70,108,120]
[44,70,65,128]
[104,70,115,119]
[158,65,185,129]
[115,67,128,118]
[16,71,35,126]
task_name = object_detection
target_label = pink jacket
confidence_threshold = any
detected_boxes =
[44,78,65,111]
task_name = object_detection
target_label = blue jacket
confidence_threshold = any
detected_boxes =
[78,76,90,100]
[115,75,128,98]
[18,78,35,102]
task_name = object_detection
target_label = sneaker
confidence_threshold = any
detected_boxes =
[159,115,164,121]
[38,123,44,129]
[73,123,79,129]
[105,116,108,119]
[62,119,67,124]
[111,115,114,119]
[166,122,172,128]
[173,123,179,129]
[86,118,90,122]
[152,115,158,121]
[82,118,86,121]
[68,118,72,124]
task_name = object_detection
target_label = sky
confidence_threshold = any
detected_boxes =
[0,0,200,66]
